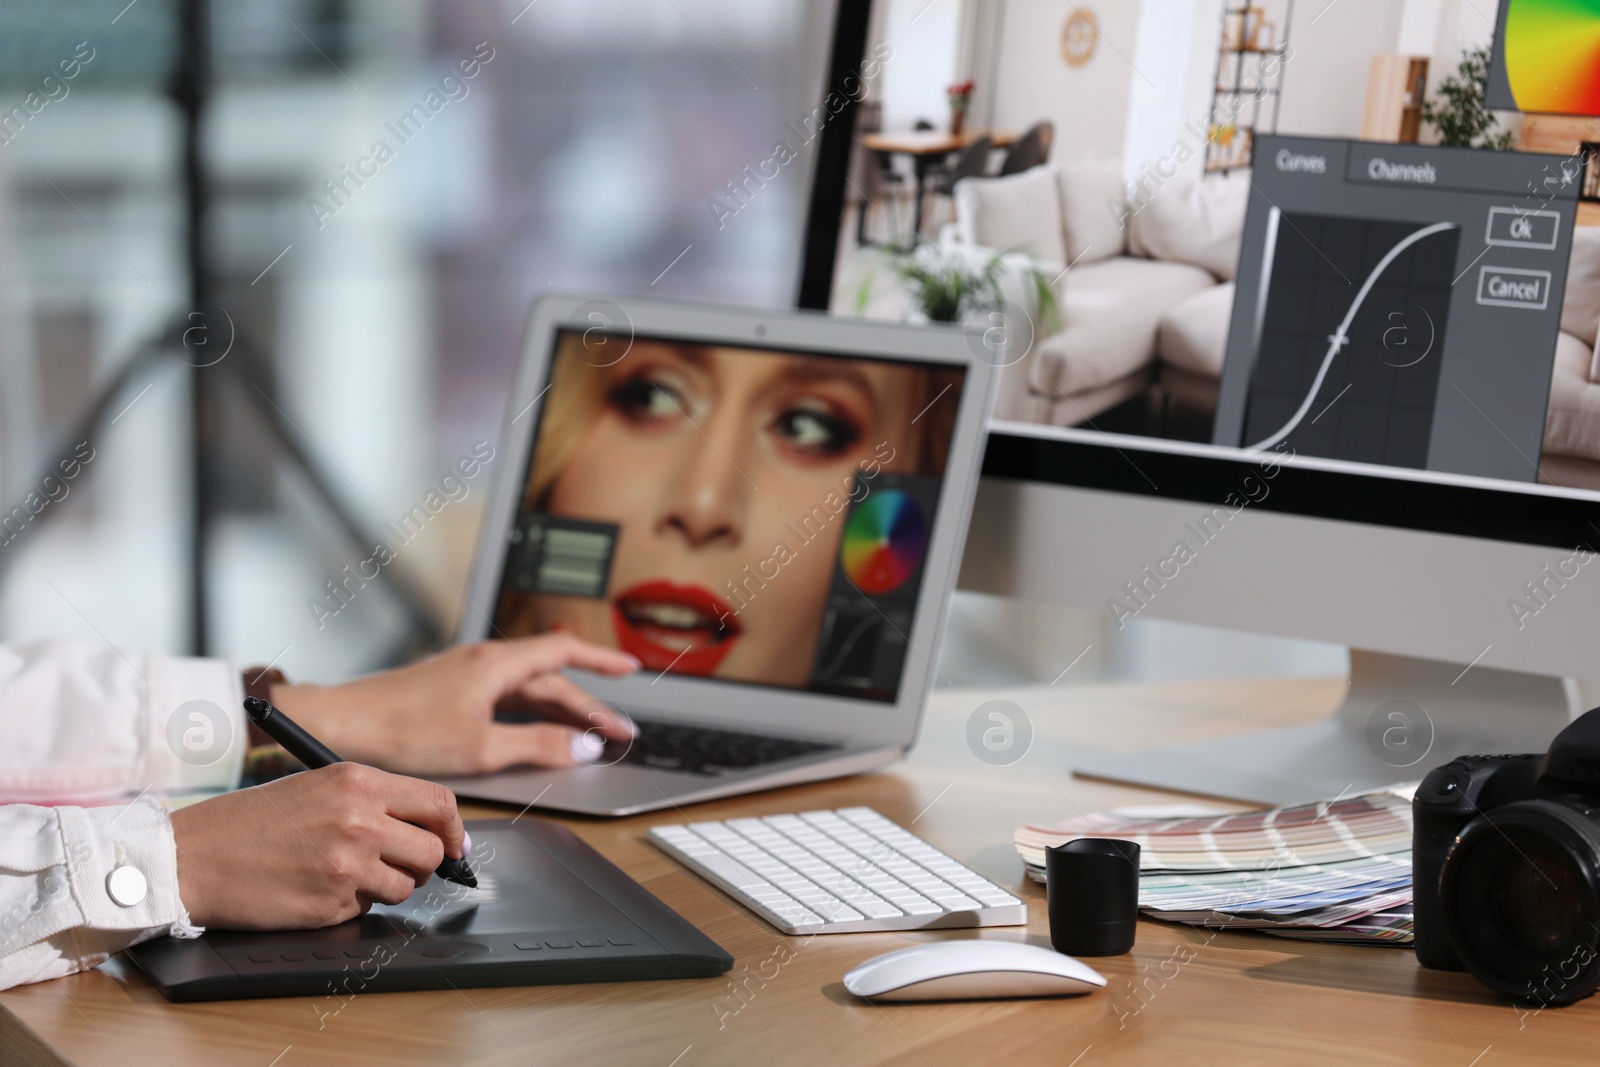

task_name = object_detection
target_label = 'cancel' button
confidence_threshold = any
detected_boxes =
[1477,266,1552,310]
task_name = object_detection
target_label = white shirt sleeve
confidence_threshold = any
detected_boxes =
[0,639,246,991]
[0,798,203,990]
[0,639,245,804]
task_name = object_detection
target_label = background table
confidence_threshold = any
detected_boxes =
[861,129,1016,238]
[5,674,1595,1065]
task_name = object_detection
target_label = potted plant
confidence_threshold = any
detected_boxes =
[947,80,975,136]
[854,243,1061,348]
[1422,45,1516,150]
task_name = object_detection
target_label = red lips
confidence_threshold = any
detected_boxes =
[611,580,742,676]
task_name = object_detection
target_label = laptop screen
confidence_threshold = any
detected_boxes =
[490,329,967,702]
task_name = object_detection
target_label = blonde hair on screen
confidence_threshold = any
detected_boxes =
[523,335,613,509]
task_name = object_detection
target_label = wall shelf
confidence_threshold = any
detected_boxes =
[1205,2,1293,174]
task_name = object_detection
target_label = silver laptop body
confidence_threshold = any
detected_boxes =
[439,292,995,816]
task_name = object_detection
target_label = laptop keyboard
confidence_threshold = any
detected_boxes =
[607,717,841,777]
[649,808,1027,933]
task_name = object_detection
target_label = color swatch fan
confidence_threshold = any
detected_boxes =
[840,490,927,595]
[1490,0,1600,116]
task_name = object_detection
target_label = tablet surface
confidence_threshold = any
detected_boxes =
[126,819,732,1002]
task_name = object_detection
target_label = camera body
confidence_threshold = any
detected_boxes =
[1412,753,1541,970]
[1413,708,1600,1005]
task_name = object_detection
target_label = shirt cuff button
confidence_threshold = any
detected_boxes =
[106,865,148,907]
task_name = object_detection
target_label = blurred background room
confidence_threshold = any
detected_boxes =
[1,0,1532,695]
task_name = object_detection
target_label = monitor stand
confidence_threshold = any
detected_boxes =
[1073,650,1578,806]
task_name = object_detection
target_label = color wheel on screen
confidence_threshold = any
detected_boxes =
[1504,0,1600,115]
[840,490,928,596]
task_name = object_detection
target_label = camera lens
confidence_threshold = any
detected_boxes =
[1495,846,1584,952]
[1441,799,1600,1005]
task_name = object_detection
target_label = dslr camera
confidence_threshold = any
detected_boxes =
[1414,708,1600,1005]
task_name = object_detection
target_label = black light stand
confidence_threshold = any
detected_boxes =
[176,0,214,654]
[0,0,448,659]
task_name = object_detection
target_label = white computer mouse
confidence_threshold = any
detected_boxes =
[843,940,1106,1001]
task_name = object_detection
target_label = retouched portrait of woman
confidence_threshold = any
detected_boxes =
[494,333,963,689]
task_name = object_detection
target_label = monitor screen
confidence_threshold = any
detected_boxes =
[813,9,1600,549]
[1486,0,1600,117]
[490,330,966,702]
[828,118,1589,497]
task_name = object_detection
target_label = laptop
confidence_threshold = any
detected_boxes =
[438,293,996,816]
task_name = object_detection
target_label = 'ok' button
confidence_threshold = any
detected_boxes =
[1477,266,1552,310]
[1485,207,1561,250]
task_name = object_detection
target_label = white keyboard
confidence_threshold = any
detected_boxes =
[648,807,1027,934]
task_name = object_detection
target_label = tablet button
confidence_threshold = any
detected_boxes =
[545,940,572,949]
[420,946,465,959]
[607,937,635,946]
[514,942,543,951]
[345,948,370,958]
[248,954,275,964]
[312,951,340,960]
[280,952,305,962]
[576,939,603,948]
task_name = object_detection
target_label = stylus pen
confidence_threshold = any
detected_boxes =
[243,696,478,889]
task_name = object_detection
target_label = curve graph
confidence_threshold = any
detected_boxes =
[1244,221,1459,453]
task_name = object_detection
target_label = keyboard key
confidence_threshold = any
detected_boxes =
[693,855,771,891]
[971,889,1020,905]
[814,901,865,922]
[748,889,793,905]
[884,893,930,908]
[772,907,824,927]
[857,901,904,919]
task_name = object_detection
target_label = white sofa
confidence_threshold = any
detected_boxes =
[1541,226,1600,490]
[948,160,1247,428]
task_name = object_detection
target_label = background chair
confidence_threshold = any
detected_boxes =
[920,135,994,239]
[1000,121,1054,176]
[852,101,917,246]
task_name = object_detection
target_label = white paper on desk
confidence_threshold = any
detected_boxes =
[1015,791,1414,872]
[1100,804,1230,820]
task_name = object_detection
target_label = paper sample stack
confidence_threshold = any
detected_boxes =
[1014,789,1415,943]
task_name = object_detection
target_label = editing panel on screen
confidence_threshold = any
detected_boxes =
[1214,136,1578,482]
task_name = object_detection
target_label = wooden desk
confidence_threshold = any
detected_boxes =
[6,675,1597,1065]
[861,129,1016,238]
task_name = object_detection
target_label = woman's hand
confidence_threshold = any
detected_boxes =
[170,763,464,930]
[270,635,641,777]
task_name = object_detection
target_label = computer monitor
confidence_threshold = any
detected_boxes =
[805,9,1600,803]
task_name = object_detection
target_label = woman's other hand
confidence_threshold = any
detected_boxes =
[271,636,640,776]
